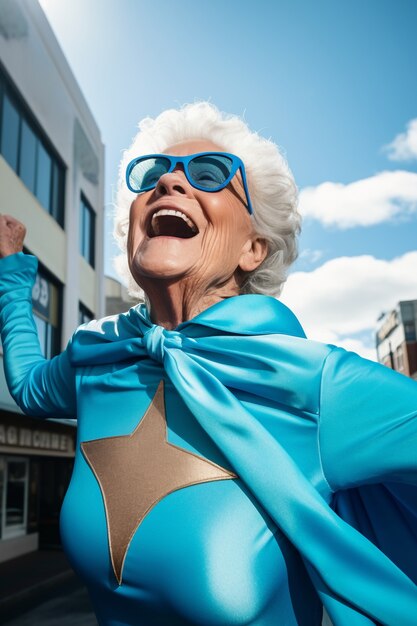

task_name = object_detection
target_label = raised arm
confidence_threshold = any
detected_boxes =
[318,346,417,490]
[0,214,76,418]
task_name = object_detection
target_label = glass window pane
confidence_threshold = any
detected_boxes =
[8,461,26,480]
[27,460,40,533]
[45,322,52,358]
[51,162,65,225]
[84,205,91,259]
[0,457,5,539]
[32,274,51,320]
[19,119,37,192]
[401,303,414,320]
[80,196,96,267]
[32,267,61,358]
[6,461,26,527]
[36,141,52,211]
[405,322,416,341]
[1,94,20,171]
[79,198,85,256]
[89,209,95,267]
[33,313,47,357]
[6,482,24,525]
[79,303,94,325]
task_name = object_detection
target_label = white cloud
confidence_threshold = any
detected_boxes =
[280,251,417,360]
[384,118,417,161]
[332,337,377,362]
[298,248,324,264]
[299,170,417,228]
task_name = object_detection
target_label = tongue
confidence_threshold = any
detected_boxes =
[154,215,196,238]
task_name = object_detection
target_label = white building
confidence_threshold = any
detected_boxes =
[376,300,417,381]
[0,0,104,561]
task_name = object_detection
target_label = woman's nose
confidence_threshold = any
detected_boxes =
[155,168,188,197]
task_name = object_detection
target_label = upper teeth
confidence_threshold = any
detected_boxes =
[151,209,197,233]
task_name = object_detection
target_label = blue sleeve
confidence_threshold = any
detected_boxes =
[319,346,417,491]
[0,252,77,418]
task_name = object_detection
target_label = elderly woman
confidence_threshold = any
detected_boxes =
[0,102,416,626]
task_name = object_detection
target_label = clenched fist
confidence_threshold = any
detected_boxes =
[0,214,26,258]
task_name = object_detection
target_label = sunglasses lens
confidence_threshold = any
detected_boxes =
[128,157,171,192]
[188,155,233,189]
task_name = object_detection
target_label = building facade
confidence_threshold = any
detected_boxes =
[105,275,136,318]
[376,300,417,381]
[0,0,104,562]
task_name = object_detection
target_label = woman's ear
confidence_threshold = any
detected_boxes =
[238,236,268,273]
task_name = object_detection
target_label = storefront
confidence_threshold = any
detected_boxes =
[0,410,75,563]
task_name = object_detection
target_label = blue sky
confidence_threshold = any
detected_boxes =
[39,0,417,358]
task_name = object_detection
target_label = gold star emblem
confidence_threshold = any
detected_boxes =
[81,381,237,585]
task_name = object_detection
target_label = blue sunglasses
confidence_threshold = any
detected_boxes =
[126,152,253,215]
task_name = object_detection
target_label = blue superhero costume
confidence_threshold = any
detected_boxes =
[1,251,417,626]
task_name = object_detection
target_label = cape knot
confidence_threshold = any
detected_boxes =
[142,326,182,363]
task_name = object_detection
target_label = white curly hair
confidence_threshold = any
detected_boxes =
[113,101,301,300]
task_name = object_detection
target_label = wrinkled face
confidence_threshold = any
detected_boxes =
[128,139,258,290]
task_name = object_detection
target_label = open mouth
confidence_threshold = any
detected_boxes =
[148,209,199,239]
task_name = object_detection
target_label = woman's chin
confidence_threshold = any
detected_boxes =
[131,257,196,283]
[131,238,200,281]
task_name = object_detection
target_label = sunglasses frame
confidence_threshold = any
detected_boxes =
[125,151,253,215]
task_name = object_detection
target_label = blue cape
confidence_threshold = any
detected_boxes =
[68,294,417,626]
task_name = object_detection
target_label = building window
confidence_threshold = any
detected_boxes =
[395,346,404,371]
[0,66,65,226]
[1,93,20,171]
[382,357,392,369]
[79,194,96,268]
[0,457,29,540]
[0,457,4,539]
[79,302,94,326]
[31,267,62,359]
[50,162,65,223]
[35,140,52,210]
[19,119,37,192]
[401,302,414,320]
[404,321,416,342]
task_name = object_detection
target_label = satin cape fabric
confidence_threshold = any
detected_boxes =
[68,290,417,625]
[1,253,417,625]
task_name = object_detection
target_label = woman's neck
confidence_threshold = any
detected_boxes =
[144,276,241,330]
